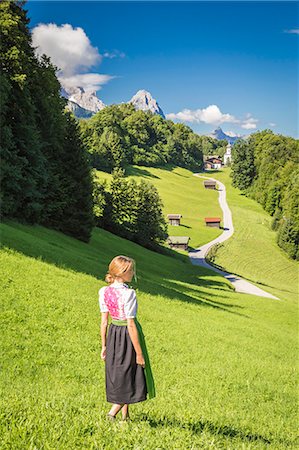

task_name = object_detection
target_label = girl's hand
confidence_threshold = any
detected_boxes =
[136,353,145,368]
[101,347,106,361]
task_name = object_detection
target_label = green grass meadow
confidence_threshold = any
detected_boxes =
[95,165,223,250]
[0,167,298,449]
[202,169,298,305]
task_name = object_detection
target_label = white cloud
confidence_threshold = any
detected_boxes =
[103,50,126,59]
[32,23,114,91]
[32,23,101,75]
[167,104,259,130]
[269,122,276,127]
[167,105,238,125]
[284,29,299,34]
[241,114,258,130]
[225,131,241,137]
[61,73,114,93]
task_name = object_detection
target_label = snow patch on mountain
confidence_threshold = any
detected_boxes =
[61,84,105,117]
[130,90,165,118]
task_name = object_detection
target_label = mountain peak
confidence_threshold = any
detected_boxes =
[61,83,105,115]
[209,127,242,145]
[130,90,165,118]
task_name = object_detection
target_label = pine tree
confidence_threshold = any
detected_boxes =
[56,112,94,242]
[231,140,256,191]
[134,180,168,247]
[30,53,68,226]
[0,0,47,222]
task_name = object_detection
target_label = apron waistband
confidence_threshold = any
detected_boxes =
[111,318,129,326]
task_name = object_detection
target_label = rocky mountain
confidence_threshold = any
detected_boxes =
[60,86,166,120]
[130,90,165,118]
[61,85,106,117]
[66,100,94,119]
[209,127,242,145]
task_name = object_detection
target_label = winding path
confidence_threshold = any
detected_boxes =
[188,175,279,300]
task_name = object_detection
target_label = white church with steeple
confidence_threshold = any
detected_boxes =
[223,143,232,165]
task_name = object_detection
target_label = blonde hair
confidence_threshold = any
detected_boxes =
[105,255,136,284]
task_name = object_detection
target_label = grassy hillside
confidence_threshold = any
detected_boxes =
[1,219,297,449]
[203,168,298,304]
[95,165,223,250]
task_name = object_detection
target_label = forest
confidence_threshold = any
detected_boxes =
[0,0,93,242]
[79,104,227,171]
[231,131,299,259]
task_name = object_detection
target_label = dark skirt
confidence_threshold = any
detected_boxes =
[105,322,147,404]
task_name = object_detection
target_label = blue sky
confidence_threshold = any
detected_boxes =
[27,1,298,137]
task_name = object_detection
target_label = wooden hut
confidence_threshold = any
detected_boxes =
[167,214,182,226]
[204,180,217,189]
[167,236,190,251]
[204,217,221,228]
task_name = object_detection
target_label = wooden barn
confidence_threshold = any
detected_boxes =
[167,214,182,226]
[167,236,190,251]
[204,180,217,189]
[204,217,221,228]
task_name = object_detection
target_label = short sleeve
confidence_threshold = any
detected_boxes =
[99,287,108,313]
[124,289,138,319]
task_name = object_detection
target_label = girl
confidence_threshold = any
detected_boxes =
[99,255,155,421]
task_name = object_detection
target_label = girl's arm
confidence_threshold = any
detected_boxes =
[127,319,142,355]
[100,312,109,360]
[127,318,145,366]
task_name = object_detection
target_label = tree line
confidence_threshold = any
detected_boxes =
[93,169,167,249]
[80,104,207,171]
[231,131,299,260]
[0,0,94,241]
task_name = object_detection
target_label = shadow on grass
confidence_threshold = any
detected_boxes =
[152,279,247,317]
[1,220,247,316]
[206,258,295,295]
[137,413,272,445]
[154,164,190,177]
[199,169,224,175]
[125,166,160,179]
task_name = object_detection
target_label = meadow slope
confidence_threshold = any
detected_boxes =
[0,215,297,449]
[202,169,298,305]
[95,165,223,250]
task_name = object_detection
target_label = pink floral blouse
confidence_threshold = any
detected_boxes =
[99,281,138,320]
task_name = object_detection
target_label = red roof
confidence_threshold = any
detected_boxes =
[204,217,221,222]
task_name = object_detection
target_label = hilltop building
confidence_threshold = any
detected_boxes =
[223,143,232,165]
[204,157,222,170]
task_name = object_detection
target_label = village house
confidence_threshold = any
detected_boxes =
[167,214,182,226]
[204,157,222,170]
[167,236,190,251]
[204,217,221,228]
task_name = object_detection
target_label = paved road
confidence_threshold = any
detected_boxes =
[189,174,279,300]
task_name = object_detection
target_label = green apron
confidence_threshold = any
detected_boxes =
[111,317,156,399]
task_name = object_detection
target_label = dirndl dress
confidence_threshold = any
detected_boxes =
[99,282,156,404]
